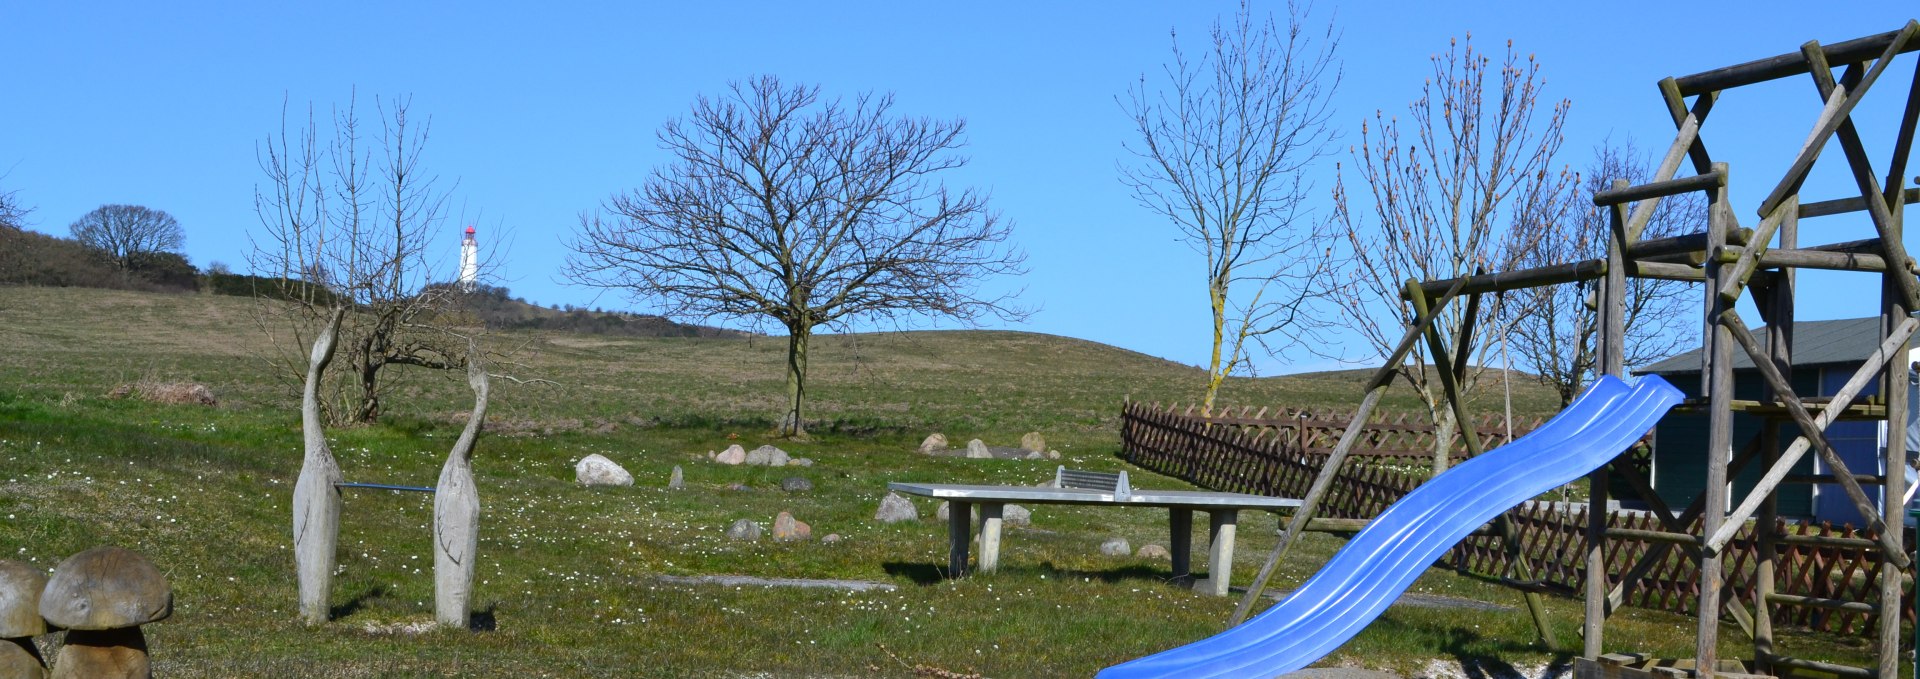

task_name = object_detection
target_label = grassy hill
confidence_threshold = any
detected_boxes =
[0,286,1865,677]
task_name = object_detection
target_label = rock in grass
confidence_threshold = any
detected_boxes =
[1136,544,1171,560]
[779,477,812,493]
[791,458,814,467]
[0,560,47,638]
[873,492,918,524]
[726,519,763,541]
[917,433,948,454]
[1047,450,1061,460]
[575,454,633,487]
[772,512,812,541]
[667,466,685,490]
[714,444,747,465]
[935,501,949,521]
[1020,432,1046,453]
[821,534,842,545]
[1023,451,1045,460]
[1099,537,1131,556]
[745,445,790,466]
[724,482,751,492]
[1004,504,1032,526]
[965,439,992,459]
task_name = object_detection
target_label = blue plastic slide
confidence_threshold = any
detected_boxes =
[1099,375,1683,679]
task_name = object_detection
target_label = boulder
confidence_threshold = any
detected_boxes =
[744,445,790,466]
[39,547,171,631]
[1003,504,1032,526]
[935,501,949,521]
[1099,537,1131,557]
[873,492,918,524]
[574,454,633,487]
[1023,451,1045,460]
[965,439,992,459]
[667,466,685,490]
[726,520,763,541]
[1,636,47,679]
[779,477,813,493]
[917,433,948,454]
[1020,432,1046,453]
[714,444,747,465]
[1046,450,1061,460]
[771,512,812,541]
[821,534,842,545]
[1136,544,1171,560]
[0,560,47,638]
[791,458,814,467]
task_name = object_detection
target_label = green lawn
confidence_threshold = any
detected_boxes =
[0,286,1887,677]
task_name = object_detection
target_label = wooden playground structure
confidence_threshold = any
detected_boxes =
[1231,21,1920,679]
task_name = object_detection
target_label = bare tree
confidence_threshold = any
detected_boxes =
[69,204,185,271]
[1332,35,1574,472]
[1506,140,1702,406]
[250,93,473,424]
[0,181,27,232]
[1121,0,1343,414]
[567,76,1027,438]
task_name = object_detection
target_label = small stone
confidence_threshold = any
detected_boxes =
[873,492,918,523]
[1020,431,1046,453]
[1024,451,1044,460]
[772,512,812,541]
[935,501,949,521]
[1004,504,1032,526]
[779,477,813,493]
[792,458,814,467]
[1137,544,1171,560]
[821,534,842,545]
[724,482,751,492]
[917,433,948,454]
[705,450,715,460]
[39,547,172,630]
[965,439,992,459]
[667,466,685,490]
[744,445,790,466]
[575,454,634,487]
[0,560,47,638]
[1047,450,1061,460]
[714,444,747,465]
[1099,537,1131,556]
[726,519,763,541]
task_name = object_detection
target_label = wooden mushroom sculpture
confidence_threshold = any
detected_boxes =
[39,547,171,679]
[292,308,346,624]
[433,340,489,628]
[0,560,49,679]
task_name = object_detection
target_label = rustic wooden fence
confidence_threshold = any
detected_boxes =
[1119,400,1912,634]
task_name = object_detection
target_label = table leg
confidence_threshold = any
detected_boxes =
[977,502,1004,573]
[947,500,973,577]
[1203,509,1239,596]
[1169,508,1193,584]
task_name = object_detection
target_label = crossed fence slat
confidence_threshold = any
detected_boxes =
[1119,400,1914,634]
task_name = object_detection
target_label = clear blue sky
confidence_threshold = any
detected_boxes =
[3,2,1914,374]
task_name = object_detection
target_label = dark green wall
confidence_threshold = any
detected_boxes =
[1649,368,1820,518]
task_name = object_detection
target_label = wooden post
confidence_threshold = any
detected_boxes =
[1876,157,1911,679]
[1696,162,1733,679]
[1586,180,1630,659]
[1753,200,1795,674]
[293,308,347,625]
[434,341,489,628]
[947,501,972,578]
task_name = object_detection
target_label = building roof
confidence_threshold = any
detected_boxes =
[1636,316,1889,374]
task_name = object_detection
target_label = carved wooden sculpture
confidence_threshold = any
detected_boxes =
[292,309,346,624]
[433,342,488,627]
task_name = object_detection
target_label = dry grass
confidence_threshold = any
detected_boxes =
[106,379,218,406]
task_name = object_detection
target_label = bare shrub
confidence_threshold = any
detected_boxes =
[107,380,218,406]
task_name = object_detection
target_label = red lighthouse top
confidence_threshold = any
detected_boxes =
[465,226,476,235]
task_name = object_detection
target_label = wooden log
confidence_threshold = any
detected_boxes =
[1605,432,1767,615]
[1366,276,1470,390]
[1782,473,1884,485]
[1660,78,1717,175]
[1705,312,1918,560]
[1800,187,1920,218]
[1593,170,1725,206]
[1629,228,1749,260]
[1627,261,1707,282]
[1697,174,1734,677]
[1671,23,1919,96]
[1754,206,1795,673]
[293,308,347,626]
[1774,532,1876,549]
[1604,527,1697,545]
[1411,259,1604,299]
[1717,201,1789,302]
[1623,94,1714,241]
[1876,246,1909,679]
[1759,654,1874,679]
[1763,592,1877,614]
[1752,249,1892,274]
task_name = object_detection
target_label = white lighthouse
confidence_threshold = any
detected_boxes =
[458,225,479,291]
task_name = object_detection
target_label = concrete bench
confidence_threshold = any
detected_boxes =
[887,468,1299,596]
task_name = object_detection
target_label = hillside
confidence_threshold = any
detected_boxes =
[0,286,1562,444]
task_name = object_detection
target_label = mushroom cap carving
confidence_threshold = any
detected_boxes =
[38,547,172,630]
[0,559,47,637]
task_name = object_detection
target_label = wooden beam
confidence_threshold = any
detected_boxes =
[1752,249,1892,274]
[1660,79,1717,175]
[1717,200,1790,302]
[1594,170,1726,206]
[1623,94,1715,242]
[1885,55,1920,224]
[1365,276,1470,391]
[1799,187,1920,218]
[1705,313,1918,562]
[1671,23,1920,96]
[1605,432,1767,615]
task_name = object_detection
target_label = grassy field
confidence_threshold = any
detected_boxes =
[0,286,1889,678]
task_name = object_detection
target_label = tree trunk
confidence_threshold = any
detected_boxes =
[1203,277,1228,414]
[1431,401,1457,474]
[434,343,488,629]
[781,325,810,438]
[293,308,346,625]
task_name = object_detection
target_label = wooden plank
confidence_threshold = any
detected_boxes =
[1876,261,1909,679]
[1659,78,1717,175]
[1623,95,1713,242]
[1717,200,1789,302]
[1752,248,1892,274]
[1696,174,1734,677]
[1799,186,1920,218]
[1594,170,1726,206]
[1672,23,1920,96]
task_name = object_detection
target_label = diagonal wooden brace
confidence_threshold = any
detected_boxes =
[1717,200,1791,303]
[1605,431,1764,614]
[1759,25,1916,218]
[1605,456,1757,636]
[1708,311,1913,567]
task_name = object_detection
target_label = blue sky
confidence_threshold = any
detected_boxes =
[3,2,1915,374]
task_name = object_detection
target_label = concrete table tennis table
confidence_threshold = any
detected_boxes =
[887,481,1300,595]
